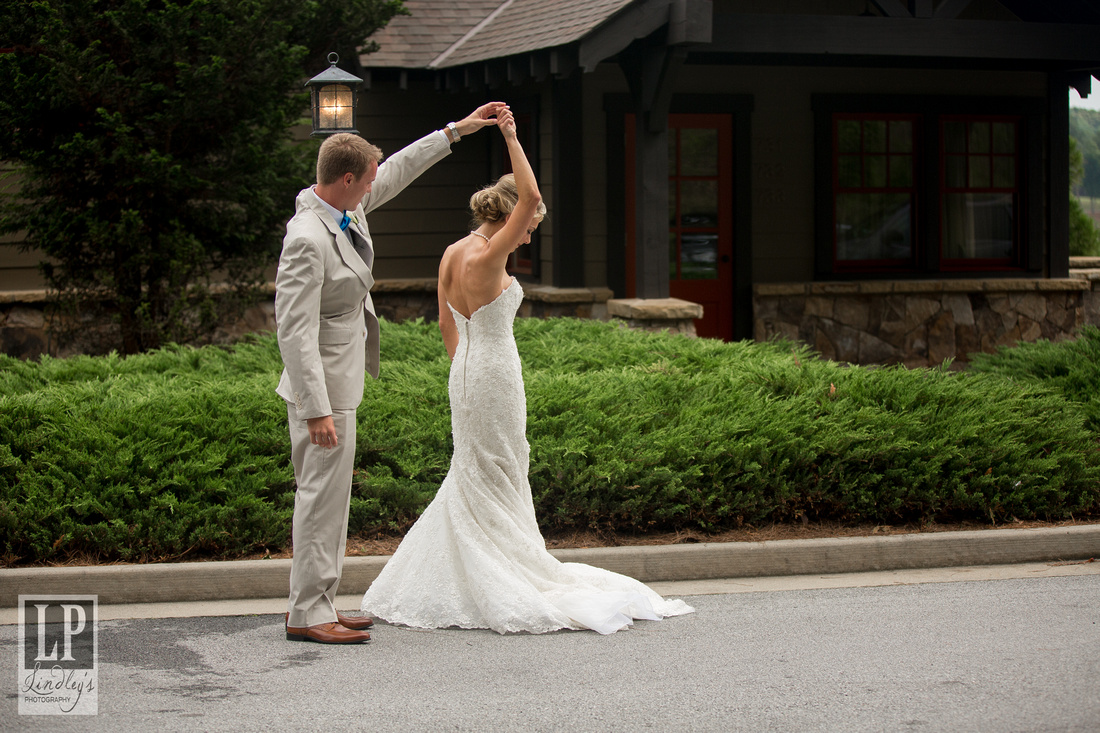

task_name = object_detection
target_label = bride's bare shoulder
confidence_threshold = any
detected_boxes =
[439,238,473,292]
[440,240,465,270]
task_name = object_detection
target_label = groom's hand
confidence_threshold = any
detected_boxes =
[307,415,338,448]
[455,101,509,138]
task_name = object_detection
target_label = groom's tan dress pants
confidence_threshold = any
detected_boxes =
[286,405,357,628]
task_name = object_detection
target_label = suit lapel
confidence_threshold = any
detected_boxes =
[305,193,372,287]
[345,221,374,270]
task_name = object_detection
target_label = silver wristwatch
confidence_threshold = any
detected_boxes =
[447,122,460,142]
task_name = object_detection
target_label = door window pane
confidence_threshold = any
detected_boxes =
[681,233,719,279]
[680,129,718,176]
[679,180,718,227]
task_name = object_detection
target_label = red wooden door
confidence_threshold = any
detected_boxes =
[626,114,735,340]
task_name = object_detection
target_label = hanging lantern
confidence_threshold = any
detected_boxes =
[306,52,363,137]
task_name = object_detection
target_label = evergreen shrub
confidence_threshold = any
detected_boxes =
[969,325,1100,431]
[2,319,1099,565]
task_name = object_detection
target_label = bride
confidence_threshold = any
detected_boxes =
[360,108,694,634]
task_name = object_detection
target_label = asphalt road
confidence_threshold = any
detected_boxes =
[3,571,1098,732]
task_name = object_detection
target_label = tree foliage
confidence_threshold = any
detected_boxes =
[1070,107,1100,199]
[1070,137,1100,256]
[1067,109,1100,257]
[0,0,408,353]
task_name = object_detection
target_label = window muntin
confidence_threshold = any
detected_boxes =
[941,117,1020,265]
[833,116,918,268]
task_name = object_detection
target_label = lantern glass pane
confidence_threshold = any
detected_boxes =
[318,84,354,130]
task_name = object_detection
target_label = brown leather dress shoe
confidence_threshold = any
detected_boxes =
[285,622,371,644]
[336,612,374,630]
[284,611,374,631]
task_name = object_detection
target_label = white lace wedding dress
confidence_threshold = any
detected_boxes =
[361,278,694,634]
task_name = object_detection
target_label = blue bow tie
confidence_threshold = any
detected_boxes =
[339,213,351,231]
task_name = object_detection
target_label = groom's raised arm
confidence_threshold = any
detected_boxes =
[359,102,509,214]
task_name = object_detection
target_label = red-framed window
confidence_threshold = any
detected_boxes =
[940,116,1021,269]
[833,114,919,270]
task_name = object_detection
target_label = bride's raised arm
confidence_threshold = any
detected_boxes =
[479,110,542,267]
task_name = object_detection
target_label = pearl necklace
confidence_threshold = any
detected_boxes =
[470,230,490,243]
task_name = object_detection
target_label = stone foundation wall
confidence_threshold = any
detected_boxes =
[0,280,615,360]
[372,279,616,322]
[605,298,704,337]
[0,288,280,360]
[754,277,1100,368]
[10,270,1100,365]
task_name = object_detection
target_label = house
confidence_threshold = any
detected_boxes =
[345,0,1100,367]
[4,0,1100,365]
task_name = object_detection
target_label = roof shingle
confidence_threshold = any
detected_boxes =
[360,0,505,68]
[360,0,635,69]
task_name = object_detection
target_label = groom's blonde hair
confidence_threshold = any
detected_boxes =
[317,133,383,185]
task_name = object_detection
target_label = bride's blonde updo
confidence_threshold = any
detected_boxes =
[469,173,547,226]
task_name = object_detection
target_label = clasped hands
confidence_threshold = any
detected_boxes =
[453,101,512,139]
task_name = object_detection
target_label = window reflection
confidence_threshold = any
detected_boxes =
[943,193,1014,259]
[679,180,718,227]
[836,193,912,261]
[680,233,719,279]
[680,129,718,176]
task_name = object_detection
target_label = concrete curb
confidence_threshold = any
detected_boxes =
[2,525,1098,607]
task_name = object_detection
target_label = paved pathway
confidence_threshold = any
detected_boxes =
[2,564,1098,732]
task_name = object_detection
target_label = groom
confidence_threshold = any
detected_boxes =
[276,102,507,644]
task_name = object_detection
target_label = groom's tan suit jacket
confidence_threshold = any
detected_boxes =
[275,132,451,417]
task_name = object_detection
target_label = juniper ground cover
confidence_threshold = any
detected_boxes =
[2,320,1098,565]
